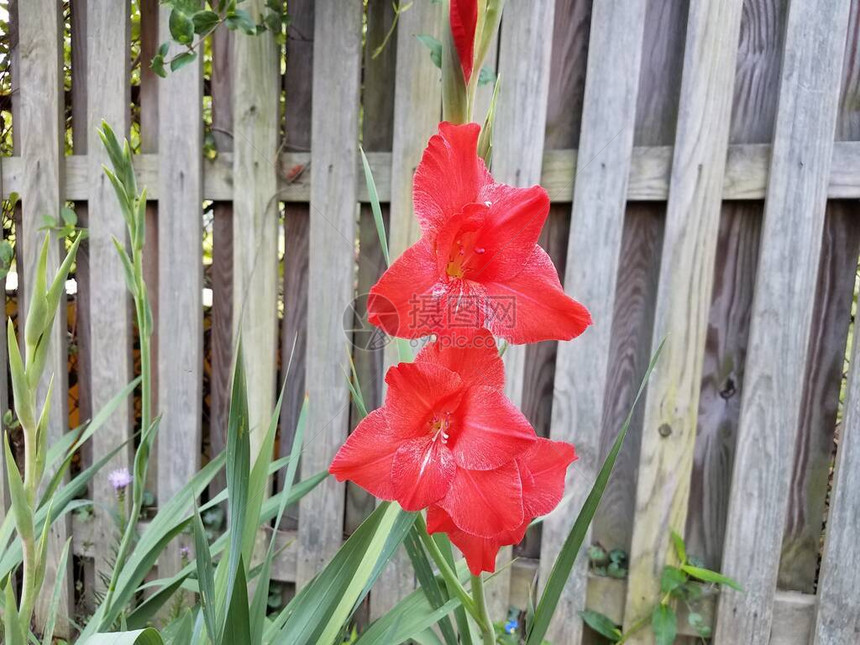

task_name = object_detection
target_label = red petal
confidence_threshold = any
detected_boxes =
[427,506,529,575]
[483,246,592,344]
[415,329,505,391]
[413,123,489,237]
[452,386,536,470]
[471,183,550,282]
[449,0,478,83]
[392,437,456,510]
[385,361,464,433]
[518,438,577,517]
[440,463,523,537]
[329,408,397,500]
[367,239,445,338]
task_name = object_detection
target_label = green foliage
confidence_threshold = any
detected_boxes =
[578,530,741,642]
[152,0,291,77]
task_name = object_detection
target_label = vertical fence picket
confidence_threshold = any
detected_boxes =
[813,239,860,644]
[156,5,203,578]
[779,3,860,591]
[296,0,363,588]
[717,0,854,640]
[686,0,786,571]
[623,0,744,639]
[18,0,73,630]
[370,0,443,618]
[539,0,648,640]
[209,25,233,497]
[347,0,396,536]
[232,0,279,454]
[279,0,313,496]
[86,0,132,592]
[491,0,557,622]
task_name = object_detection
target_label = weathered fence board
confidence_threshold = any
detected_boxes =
[624,0,744,639]
[232,0,279,455]
[812,260,860,644]
[156,5,203,578]
[17,0,73,629]
[86,0,132,594]
[541,0,648,640]
[296,0,363,588]
[717,0,854,640]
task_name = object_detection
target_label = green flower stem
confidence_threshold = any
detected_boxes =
[470,573,495,645]
[17,425,38,624]
[99,252,151,621]
[415,514,479,620]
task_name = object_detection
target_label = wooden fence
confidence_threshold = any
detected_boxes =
[2,0,860,642]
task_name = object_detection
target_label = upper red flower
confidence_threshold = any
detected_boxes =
[367,122,591,344]
[450,0,478,83]
[328,329,577,574]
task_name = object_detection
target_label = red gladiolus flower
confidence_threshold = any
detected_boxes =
[330,330,534,510]
[328,330,578,574]
[450,0,478,83]
[427,437,577,575]
[367,122,591,344]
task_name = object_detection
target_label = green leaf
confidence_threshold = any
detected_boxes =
[192,502,218,643]
[226,9,257,34]
[170,51,198,72]
[402,527,458,645]
[670,529,686,564]
[60,206,78,227]
[526,339,665,645]
[41,537,72,644]
[681,565,742,591]
[270,503,415,643]
[222,557,251,645]
[416,34,442,69]
[360,147,390,267]
[192,9,221,34]
[477,66,496,86]
[3,577,25,645]
[651,604,676,645]
[224,343,250,620]
[578,610,622,642]
[358,584,463,645]
[5,436,33,545]
[80,627,165,645]
[169,9,195,45]
[150,54,167,78]
[660,565,687,595]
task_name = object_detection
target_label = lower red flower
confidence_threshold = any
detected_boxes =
[427,438,577,575]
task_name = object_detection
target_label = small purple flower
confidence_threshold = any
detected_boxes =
[108,468,132,492]
[179,546,191,559]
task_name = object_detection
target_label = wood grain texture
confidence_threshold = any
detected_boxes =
[779,1,860,591]
[17,0,73,630]
[8,141,860,203]
[296,0,362,588]
[716,0,854,640]
[208,23,233,498]
[86,0,132,597]
[155,5,203,579]
[231,0,280,455]
[346,0,395,537]
[279,0,313,500]
[624,0,744,638]
[538,0,648,640]
[686,0,785,570]
[490,0,558,622]
[812,238,860,644]
[371,0,443,618]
